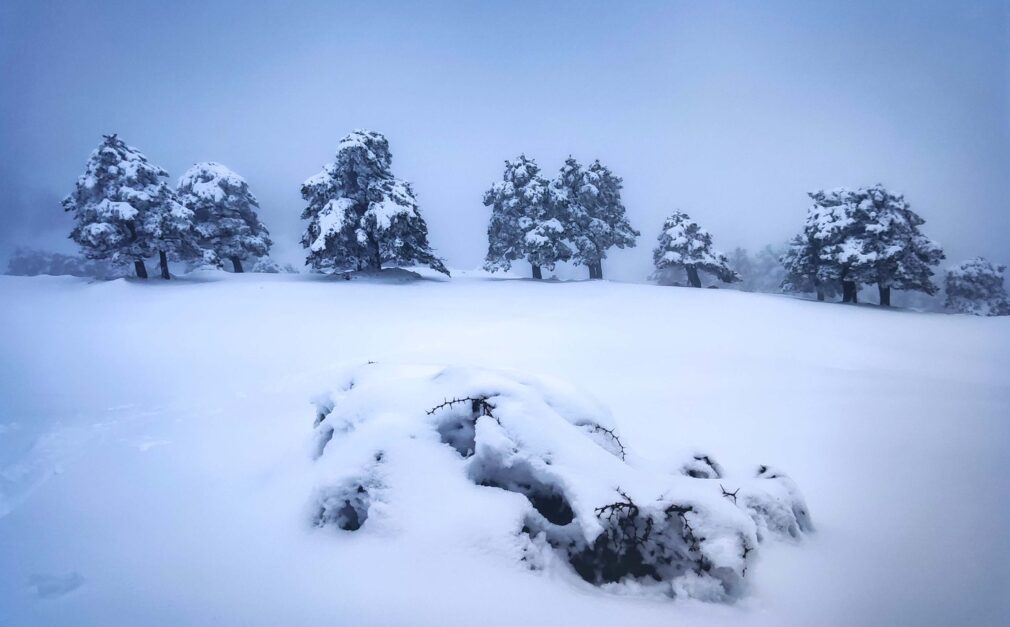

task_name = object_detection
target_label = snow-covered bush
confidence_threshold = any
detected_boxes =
[653,211,739,288]
[944,258,1010,316]
[176,162,272,273]
[301,130,448,276]
[250,256,298,274]
[309,363,812,601]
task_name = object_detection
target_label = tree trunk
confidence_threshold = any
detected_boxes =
[686,265,701,288]
[532,264,543,280]
[588,261,602,280]
[366,233,382,272]
[230,256,244,273]
[816,287,825,301]
[159,250,170,280]
[134,260,148,279]
[842,280,857,303]
[594,261,604,279]
[878,285,891,307]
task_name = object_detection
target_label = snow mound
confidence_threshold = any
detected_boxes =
[326,268,428,283]
[309,363,812,601]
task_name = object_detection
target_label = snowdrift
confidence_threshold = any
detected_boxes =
[309,363,812,601]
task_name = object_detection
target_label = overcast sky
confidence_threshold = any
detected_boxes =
[1,0,1007,279]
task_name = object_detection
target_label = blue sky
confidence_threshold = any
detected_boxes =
[1,0,1007,276]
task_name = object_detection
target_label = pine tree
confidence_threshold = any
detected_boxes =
[301,130,448,275]
[484,155,570,279]
[63,134,199,279]
[799,185,944,305]
[847,185,944,306]
[552,157,638,279]
[944,258,1010,316]
[652,210,739,287]
[780,234,838,301]
[177,162,272,272]
[151,184,207,280]
[801,188,869,303]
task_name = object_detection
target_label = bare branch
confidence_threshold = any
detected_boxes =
[589,424,626,460]
[426,396,500,424]
[720,484,739,505]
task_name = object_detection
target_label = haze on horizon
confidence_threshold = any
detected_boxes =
[1,0,1007,279]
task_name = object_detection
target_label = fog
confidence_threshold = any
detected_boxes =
[1,0,1007,278]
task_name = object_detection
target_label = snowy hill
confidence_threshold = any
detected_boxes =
[1,273,1008,626]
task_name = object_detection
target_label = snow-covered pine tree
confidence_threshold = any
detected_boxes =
[301,130,448,275]
[781,235,826,300]
[63,134,199,279]
[552,158,638,279]
[944,258,1010,316]
[799,185,944,305]
[652,210,739,287]
[800,188,870,303]
[177,162,272,272]
[151,195,207,280]
[484,155,570,279]
[846,185,944,306]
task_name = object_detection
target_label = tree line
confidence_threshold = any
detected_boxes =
[53,131,1008,315]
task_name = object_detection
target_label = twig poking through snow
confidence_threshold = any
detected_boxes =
[427,396,500,425]
[720,484,739,504]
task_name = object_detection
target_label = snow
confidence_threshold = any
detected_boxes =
[311,198,356,251]
[94,199,137,220]
[368,197,411,231]
[310,363,809,600]
[301,168,332,190]
[177,162,249,205]
[1,273,1008,626]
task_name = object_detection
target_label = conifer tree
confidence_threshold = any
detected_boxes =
[552,157,638,279]
[177,162,272,272]
[799,185,944,305]
[846,185,944,306]
[484,155,570,279]
[944,258,1010,316]
[63,134,199,279]
[780,234,844,301]
[800,188,867,302]
[652,210,738,287]
[301,130,448,275]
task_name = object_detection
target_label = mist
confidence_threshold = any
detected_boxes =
[2,0,1007,278]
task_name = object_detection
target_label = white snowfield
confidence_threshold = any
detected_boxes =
[1,270,1008,626]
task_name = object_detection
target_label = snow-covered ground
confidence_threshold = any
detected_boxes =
[1,271,1008,626]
